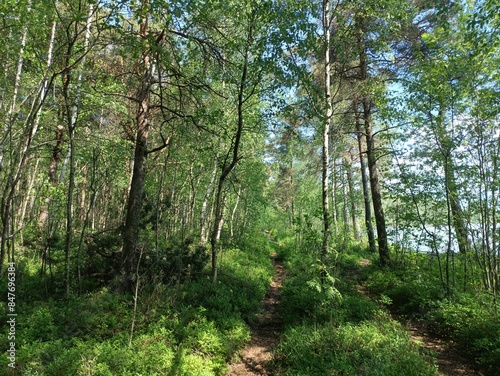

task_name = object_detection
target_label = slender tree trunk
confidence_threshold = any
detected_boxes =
[0,2,31,172]
[0,5,31,270]
[211,178,225,283]
[61,5,93,297]
[443,155,468,256]
[210,22,251,283]
[230,186,241,238]
[290,154,295,225]
[331,156,338,236]
[321,0,332,276]
[355,104,376,253]
[357,16,389,266]
[187,164,201,236]
[492,138,500,298]
[0,12,57,274]
[363,99,390,266]
[155,153,169,252]
[433,108,470,258]
[76,149,99,293]
[18,158,40,239]
[200,155,218,244]
[346,151,361,241]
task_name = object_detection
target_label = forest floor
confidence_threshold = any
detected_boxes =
[228,256,481,376]
[357,259,481,376]
[407,319,481,376]
[227,255,286,376]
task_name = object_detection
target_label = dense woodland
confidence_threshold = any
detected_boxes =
[1,0,499,374]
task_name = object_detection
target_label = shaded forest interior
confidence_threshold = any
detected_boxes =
[1,0,499,374]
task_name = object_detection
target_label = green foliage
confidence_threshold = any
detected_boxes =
[427,296,500,375]
[272,235,295,262]
[363,269,401,295]
[337,294,380,324]
[180,245,274,323]
[1,236,274,375]
[142,238,209,284]
[364,264,445,317]
[276,312,438,376]
[361,252,500,375]
[280,251,339,326]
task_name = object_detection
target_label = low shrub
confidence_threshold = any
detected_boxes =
[0,239,275,375]
[427,295,500,375]
[276,312,438,376]
[364,269,401,295]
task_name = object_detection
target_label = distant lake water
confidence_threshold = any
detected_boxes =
[387,224,489,254]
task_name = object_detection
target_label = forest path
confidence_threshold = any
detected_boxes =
[227,254,285,376]
[357,259,481,376]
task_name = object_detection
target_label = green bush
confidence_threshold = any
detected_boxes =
[142,237,210,284]
[385,281,444,316]
[276,312,438,376]
[2,236,276,376]
[364,269,401,295]
[427,296,500,375]
[338,294,380,323]
[280,268,325,325]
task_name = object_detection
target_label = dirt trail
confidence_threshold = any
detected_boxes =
[227,256,285,376]
[357,259,481,376]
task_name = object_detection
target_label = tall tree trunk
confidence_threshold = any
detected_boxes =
[435,110,469,256]
[0,5,31,271]
[0,11,56,274]
[289,153,295,225]
[61,5,93,297]
[331,156,338,236]
[345,153,360,241]
[122,0,151,290]
[230,185,241,238]
[363,98,390,266]
[354,103,376,253]
[357,16,389,266]
[210,22,251,283]
[0,2,31,172]
[39,123,64,278]
[17,158,40,240]
[321,0,332,277]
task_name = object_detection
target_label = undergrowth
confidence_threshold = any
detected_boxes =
[0,238,274,375]
[362,251,500,375]
[274,243,438,376]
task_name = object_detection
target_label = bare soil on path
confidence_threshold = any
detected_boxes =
[227,256,285,376]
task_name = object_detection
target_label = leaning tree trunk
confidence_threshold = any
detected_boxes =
[0,9,57,274]
[0,2,31,172]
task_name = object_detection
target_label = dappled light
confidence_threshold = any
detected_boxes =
[0,0,498,374]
